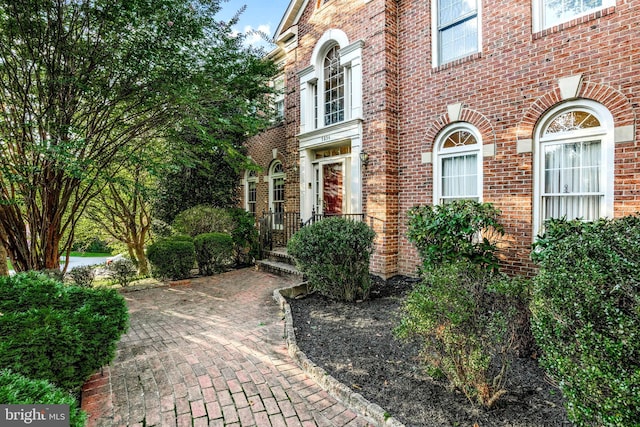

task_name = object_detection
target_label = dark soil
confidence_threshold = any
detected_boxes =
[288,276,573,427]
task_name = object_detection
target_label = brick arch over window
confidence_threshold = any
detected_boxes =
[516,81,635,143]
[424,107,496,151]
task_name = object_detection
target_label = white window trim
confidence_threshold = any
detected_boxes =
[433,123,483,205]
[533,100,615,237]
[298,30,363,135]
[244,171,258,214]
[268,161,286,215]
[431,0,483,67]
[532,0,616,32]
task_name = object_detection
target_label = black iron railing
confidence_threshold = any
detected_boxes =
[258,209,369,254]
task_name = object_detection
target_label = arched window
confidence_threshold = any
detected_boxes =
[534,100,614,233]
[434,123,483,204]
[323,45,344,126]
[244,170,258,215]
[269,162,285,228]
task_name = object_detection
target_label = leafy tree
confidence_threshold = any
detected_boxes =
[85,156,154,276]
[0,0,278,272]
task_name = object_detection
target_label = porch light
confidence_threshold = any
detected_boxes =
[359,151,369,167]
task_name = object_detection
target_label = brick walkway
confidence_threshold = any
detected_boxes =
[81,268,375,427]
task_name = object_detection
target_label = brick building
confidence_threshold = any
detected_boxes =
[239,0,640,278]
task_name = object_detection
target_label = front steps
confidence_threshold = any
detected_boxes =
[257,247,304,279]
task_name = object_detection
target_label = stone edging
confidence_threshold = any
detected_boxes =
[273,283,405,427]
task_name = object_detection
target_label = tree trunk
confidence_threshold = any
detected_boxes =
[0,240,8,276]
[133,244,149,276]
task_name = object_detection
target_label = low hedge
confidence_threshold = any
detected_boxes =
[287,217,375,302]
[0,272,128,392]
[147,235,195,280]
[194,232,234,276]
[531,215,640,426]
[0,370,86,427]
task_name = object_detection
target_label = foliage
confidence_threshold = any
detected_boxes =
[0,370,86,427]
[72,237,112,254]
[0,0,278,272]
[172,205,234,237]
[86,161,154,276]
[107,258,138,287]
[147,236,195,280]
[153,150,241,224]
[36,268,65,283]
[68,266,96,288]
[530,215,640,426]
[0,272,128,392]
[194,233,234,275]
[406,201,504,272]
[227,208,259,265]
[396,260,528,408]
[287,218,376,302]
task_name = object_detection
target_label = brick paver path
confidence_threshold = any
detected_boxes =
[81,268,374,427]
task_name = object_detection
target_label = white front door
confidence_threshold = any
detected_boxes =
[313,160,346,215]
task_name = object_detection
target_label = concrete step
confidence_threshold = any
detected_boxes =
[256,259,304,279]
[264,248,296,266]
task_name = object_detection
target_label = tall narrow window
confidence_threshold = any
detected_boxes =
[323,46,344,126]
[534,0,615,31]
[245,170,257,215]
[273,76,285,122]
[436,0,480,65]
[270,162,285,228]
[434,124,482,204]
[535,101,614,234]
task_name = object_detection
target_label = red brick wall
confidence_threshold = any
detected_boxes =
[244,0,640,278]
[397,0,640,276]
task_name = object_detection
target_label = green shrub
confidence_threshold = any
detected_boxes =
[406,200,504,272]
[172,205,233,237]
[107,258,137,287]
[193,233,234,276]
[0,370,86,427]
[530,215,640,427]
[68,265,95,288]
[396,260,528,408]
[287,217,375,302]
[227,208,259,265]
[37,268,65,282]
[0,272,128,392]
[147,236,195,280]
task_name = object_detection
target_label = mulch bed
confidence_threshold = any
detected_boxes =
[287,276,573,427]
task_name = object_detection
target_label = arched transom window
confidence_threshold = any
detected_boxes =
[269,162,285,228]
[534,100,614,233]
[323,45,344,126]
[434,124,483,204]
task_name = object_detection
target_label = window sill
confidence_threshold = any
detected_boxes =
[533,6,615,39]
[433,52,482,72]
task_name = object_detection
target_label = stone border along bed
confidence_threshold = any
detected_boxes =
[273,283,405,427]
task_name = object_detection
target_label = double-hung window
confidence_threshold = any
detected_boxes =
[534,101,614,234]
[435,0,480,66]
[273,76,285,122]
[533,0,616,31]
[434,124,482,204]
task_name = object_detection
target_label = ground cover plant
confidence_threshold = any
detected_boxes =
[0,370,86,427]
[531,215,640,426]
[287,217,376,302]
[0,272,128,392]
